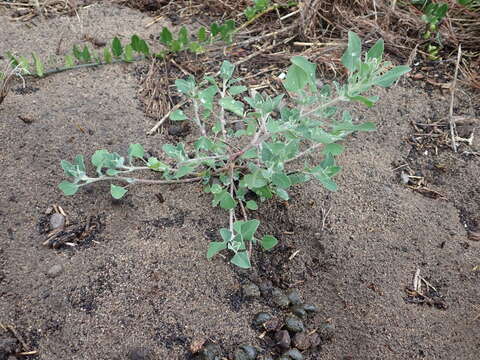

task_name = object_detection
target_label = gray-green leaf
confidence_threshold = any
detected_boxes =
[220,192,236,210]
[272,172,291,189]
[207,241,227,259]
[246,200,258,210]
[220,60,235,80]
[32,52,44,77]
[261,235,278,250]
[375,65,411,87]
[341,31,362,72]
[230,251,251,268]
[59,181,79,196]
[229,85,248,96]
[219,96,244,116]
[170,109,187,121]
[128,143,144,159]
[110,184,127,199]
[367,38,384,62]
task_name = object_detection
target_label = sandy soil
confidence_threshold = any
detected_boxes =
[0,3,479,360]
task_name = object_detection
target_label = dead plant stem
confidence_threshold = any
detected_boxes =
[449,45,462,152]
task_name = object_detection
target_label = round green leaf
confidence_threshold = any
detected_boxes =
[246,200,258,210]
[261,235,278,250]
[230,251,251,269]
[110,184,128,199]
[275,188,289,201]
[207,241,227,259]
[220,192,236,210]
[106,169,119,176]
[128,143,144,159]
[272,173,291,189]
[170,109,187,121]
[59,181,79,196]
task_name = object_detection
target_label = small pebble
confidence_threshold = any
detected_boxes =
[254,312,272,327]
[242,283,261,299]
[240,345,257,359]
[284,348,304,360]
[0,337,17,356]
[400,171,410,184]
[274,330,291,350]
[49,213,65,230]
[199,343,222,360]
[291,305,307,320]
[319,323,335,342]
[263,317,281,332]
[302,304,318,313]
[47,264,63,278]
[292,332,310,350]
[286,289,302,305]
[258,280,273,296]
[309,333,321,348]
[127,347,154,360]
[168,124,189,137]
[190,337,206,354]
[272,288,290,308]
[284,315,305,333]
[233,348,250,360]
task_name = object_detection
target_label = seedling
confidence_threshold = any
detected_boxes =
[6,35,150,78]
[59,32,410,268]
[244,0,271,20]
[159,20,236,55]
[411,0,449,59]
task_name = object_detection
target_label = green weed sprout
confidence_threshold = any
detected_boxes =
[59,32,410,268]
[411,0,449,59]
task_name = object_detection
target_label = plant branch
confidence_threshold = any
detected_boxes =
[179,154,228,165]
[300,96,344,118]
[229,165,235,233]
[286,143,324,164]
[192,97,207,136]
[29,56,146,78]
[449,44,461,152]
[121,176,202,185]
[219,79,227,139]
[82,175,202,187]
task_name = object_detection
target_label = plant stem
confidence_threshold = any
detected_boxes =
[192,97,207,136]
[121,177,202,185]
[32,56,146,78]
[83,174,202,186]
[228,113,270,162]
[229,165,235,233]
[219,79,227,139]
[179,154,227,165]
[286,143,324,164]
[301,96,344,118]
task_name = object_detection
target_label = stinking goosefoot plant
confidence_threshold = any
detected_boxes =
[59,32,410,269]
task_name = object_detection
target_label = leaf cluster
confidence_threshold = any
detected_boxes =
[6,35,150,78]
[159,20,236,55]
[59,32,410,268]
[207,220,277,268]
[244,0,271,20]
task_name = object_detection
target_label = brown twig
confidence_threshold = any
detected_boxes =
[146,100,187,135]
[449,45,462,152]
